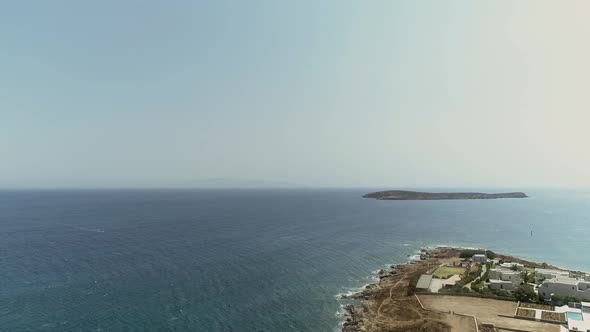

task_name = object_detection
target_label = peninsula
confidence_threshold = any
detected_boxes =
[363,190,528,200]
[339,247,590,332]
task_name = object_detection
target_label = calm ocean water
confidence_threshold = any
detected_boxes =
[1,188,589,331]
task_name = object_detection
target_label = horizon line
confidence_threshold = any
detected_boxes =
[1,185,589,191]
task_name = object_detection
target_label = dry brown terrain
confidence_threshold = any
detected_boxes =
[343,248,477,332]
[418,295,560,332]
[341,247,567,332]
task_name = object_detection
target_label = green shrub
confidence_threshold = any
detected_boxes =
[475,286,492,295]
[514,285,536,303]
[472,281,485,291]
[521,270,535,284]
[492,289,513,298]
[551,294,580,305]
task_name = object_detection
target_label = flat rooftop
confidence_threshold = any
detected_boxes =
[416,274,433,289]
[490,267,520,273]
[489,279,512,283]
[546,277,579,285]
[535,268,569,274]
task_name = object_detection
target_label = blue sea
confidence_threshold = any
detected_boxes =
[1,188,589,331]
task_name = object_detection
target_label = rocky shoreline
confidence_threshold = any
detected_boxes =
[338,247,445,332]
[337,247,563,332]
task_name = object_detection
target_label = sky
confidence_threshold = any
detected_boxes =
[1,1,590,188]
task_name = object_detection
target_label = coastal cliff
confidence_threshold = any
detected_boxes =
[363,190,527,200]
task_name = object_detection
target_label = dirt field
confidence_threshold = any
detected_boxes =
[417,295,560,332]
[442,313,477,332]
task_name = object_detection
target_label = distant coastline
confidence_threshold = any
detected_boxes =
[363,190,528,200]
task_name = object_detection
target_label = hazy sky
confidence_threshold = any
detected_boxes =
[2,1,590,188]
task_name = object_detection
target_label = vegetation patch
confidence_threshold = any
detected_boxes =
[520,270,535,284]
[541,311,565,322]
[515,308,536,319]
[551,294,580,305]
[477,262,492,283]
[471,280,485,291]
[513,285,537,303]
[454,268,481,288]
[459,249,496,259]
[433,266,466,279]
[519,302,554,311]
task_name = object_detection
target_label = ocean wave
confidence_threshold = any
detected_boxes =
[77,227,105,233]
[334,286,365,300]
[334,304,347,318]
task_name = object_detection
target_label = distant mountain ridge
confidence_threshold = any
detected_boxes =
[183,178,305,188]
[363,190,528,200]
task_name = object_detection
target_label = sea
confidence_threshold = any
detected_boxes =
[1,188,589,331]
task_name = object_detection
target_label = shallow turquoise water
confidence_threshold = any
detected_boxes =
[1,188,589,331]
[568,311,584,321]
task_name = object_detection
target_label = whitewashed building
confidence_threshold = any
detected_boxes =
[472,254,488,263]
[487,268,522,290]
[489,268,522,283]
[488,279,517,290]
[534,268,569,284]
[538,277,590,301]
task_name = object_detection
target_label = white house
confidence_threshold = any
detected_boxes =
[472,254,488,263]
[487,268,522,291]
[534,268,569,284]
[489,268,522,283]
[488,279,517,290]
[538,277,590,301]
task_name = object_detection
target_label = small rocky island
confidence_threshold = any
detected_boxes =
[363,190,528,200]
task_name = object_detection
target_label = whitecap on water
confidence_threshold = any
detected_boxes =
[334,289,358,300]
[77,227,105,233]
[334,305,346,318]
